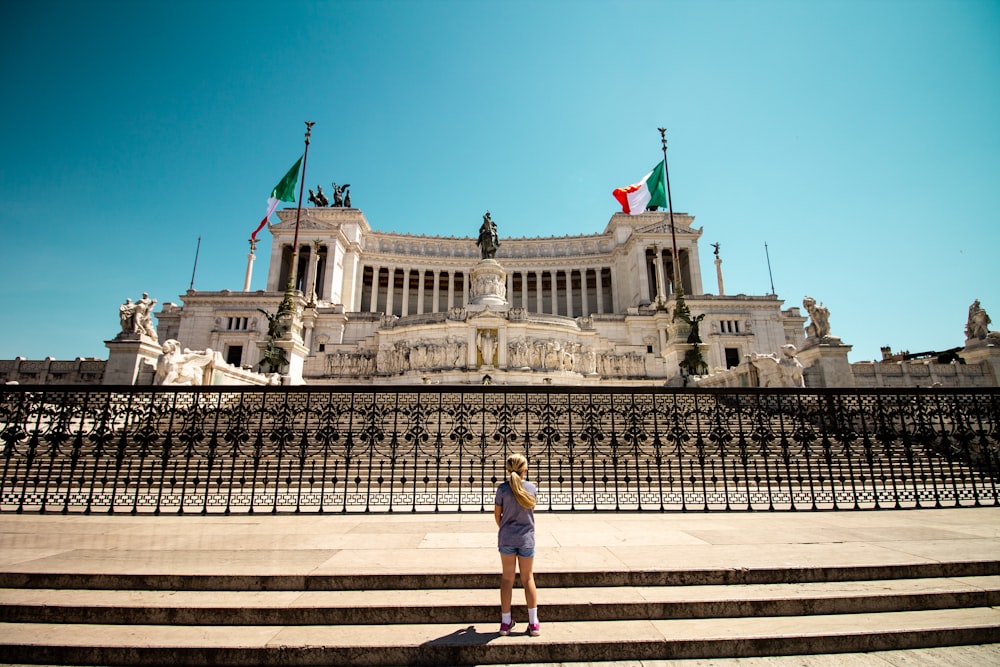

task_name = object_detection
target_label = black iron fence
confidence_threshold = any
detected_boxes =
[1,385,997,514]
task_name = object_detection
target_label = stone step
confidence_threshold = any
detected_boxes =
[3,560,998,591]
[1,576,998,626]
[2,608,998,665]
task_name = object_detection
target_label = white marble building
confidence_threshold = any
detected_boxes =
[152,206,811,385]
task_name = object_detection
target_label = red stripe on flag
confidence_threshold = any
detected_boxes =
[250,216,268,242]
[613,184,640,213]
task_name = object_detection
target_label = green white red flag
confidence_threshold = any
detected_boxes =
[250,156,303,242]
[613,160,667,214]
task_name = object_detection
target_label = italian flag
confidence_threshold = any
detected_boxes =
[613,160,667,214]
[250,156,303,242]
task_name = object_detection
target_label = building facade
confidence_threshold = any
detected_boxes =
[154,207,806,385]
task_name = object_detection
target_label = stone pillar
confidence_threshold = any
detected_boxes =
[448,270,455,309]
[306,241,321,303]
[386,266,396,316]
[715,255,725,296]
[652,246,667,307]
[637,246,651,306]
[324,242,339,303]
[596,269,605,315]
[401,268,411,316]
[432,270,441,313]
[462,271,469,305]
[536,271,544,313]
[580,269,590,317]
[416,269,425,314]
[369,266,380,312]
[550,269,559,315]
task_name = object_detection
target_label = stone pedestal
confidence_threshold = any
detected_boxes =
[962,340,1000,384]
[797,341,854,388]
[468,259,508,307]
[104,334,162,385]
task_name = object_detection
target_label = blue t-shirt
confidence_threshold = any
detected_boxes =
[495,480,537,550]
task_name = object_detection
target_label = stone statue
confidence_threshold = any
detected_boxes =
[155,339,215,385]
[802,296,831,340]
[119,292,157,340]
[308,186,329,207]
[966,299,991,340]
[748,344,805,388]
[119,298,135,332]
[476,211,500,259]
[478,330,497,367]
[343,187,351,208]
[711,242,720,257]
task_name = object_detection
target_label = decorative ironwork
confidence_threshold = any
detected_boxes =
[1,386,997,514]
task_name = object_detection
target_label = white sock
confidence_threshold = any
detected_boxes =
[502,612,512,625]
[528,607,539,624]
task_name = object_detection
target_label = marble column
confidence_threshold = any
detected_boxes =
[432,270,441,313]
[416,269,425,314]
[401,268,411,316]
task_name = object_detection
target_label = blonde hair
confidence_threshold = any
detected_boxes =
[505,453,536,510]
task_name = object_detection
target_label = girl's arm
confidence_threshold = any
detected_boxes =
[494,504,502,527]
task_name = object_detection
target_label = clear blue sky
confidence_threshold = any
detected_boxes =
[1,0,998,364]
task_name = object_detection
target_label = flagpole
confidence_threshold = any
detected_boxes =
[288,121,315,292]
[189,235,201,291]
[658,127,688,321]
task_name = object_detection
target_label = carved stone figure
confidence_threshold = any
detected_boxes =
[135,293,158,341]
[476,211,500,259]
[803,296,831,340]
[478,330,497,367]
[119,292,157,340]
[155,339,215,385]
[748,344,805,388]
[119,298,135,332]
[966,299,991,340]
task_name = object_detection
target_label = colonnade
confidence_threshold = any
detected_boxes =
[358,264,615,318]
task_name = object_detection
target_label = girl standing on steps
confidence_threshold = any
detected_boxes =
[494,452,540,636]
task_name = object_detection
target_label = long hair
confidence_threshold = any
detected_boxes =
[505,453,536,510]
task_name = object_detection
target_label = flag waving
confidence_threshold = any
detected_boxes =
[613,160,667,215]
[250,156,303,242]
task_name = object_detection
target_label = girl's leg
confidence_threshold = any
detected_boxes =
[517,555,537,609]
[500,553,517,613]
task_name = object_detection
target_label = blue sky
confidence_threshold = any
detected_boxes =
[1,0,998,364]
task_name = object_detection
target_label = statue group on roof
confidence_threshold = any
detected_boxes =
[309,182,352,208]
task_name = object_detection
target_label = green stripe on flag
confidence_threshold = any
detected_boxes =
[272,156,303,203]
[646,160,667,209]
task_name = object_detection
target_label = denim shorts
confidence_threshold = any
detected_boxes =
[499,545,535,557]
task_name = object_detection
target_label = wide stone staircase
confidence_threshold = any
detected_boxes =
[2,555,999,665]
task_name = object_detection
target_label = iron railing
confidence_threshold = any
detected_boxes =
[1,385,997,514]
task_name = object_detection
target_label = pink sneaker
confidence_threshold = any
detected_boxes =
[528,622,540,636]
[499,619,515,636]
